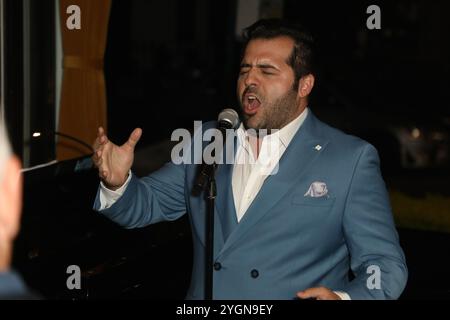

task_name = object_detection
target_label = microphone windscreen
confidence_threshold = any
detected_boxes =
[218,108,240,129]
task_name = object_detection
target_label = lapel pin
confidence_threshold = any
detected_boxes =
[314,145,322,151]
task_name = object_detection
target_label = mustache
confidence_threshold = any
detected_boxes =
[242,86,261,100]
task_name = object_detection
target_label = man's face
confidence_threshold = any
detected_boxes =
[237,36,300,131]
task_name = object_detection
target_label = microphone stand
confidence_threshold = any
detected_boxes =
[192,109,239,300]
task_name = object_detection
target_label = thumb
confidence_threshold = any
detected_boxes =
[124,128,142,150]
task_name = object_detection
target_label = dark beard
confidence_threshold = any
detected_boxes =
[242,89,299,131]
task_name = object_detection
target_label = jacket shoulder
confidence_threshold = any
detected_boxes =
[315,116,375,152]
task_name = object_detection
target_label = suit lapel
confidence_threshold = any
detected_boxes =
[214,163,238,242]
[217,111,329,258]
[213,135,239,254]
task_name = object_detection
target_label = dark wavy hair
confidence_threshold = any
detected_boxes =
[242,19,315,90]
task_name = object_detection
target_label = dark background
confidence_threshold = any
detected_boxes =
[104,0,450,148]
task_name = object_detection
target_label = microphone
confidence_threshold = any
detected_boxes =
[217,108,240,132]
[193,108,240,194]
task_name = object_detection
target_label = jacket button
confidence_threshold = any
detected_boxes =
[214,262,222,271]
[251,269,259,278]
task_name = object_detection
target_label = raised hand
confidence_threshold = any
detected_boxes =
[92,127,142,190]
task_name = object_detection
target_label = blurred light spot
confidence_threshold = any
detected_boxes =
[411,128,420,139]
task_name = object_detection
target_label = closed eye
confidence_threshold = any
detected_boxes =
[258,64,279,74]
[239,63,279,75]
[239,64,251,75]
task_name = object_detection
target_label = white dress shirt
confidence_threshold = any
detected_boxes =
[97,107,350,300]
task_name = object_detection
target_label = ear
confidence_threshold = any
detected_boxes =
[297,74,315,99]
[0,156,23,241]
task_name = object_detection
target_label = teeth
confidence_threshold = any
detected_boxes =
[248,96,256,100]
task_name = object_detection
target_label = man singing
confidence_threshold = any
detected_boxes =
[92,19,407,300]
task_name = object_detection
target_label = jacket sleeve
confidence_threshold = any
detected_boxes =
[93,161,187,229]
[341,143,408,299]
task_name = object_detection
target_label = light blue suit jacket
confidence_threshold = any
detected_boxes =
[94,111,407,299]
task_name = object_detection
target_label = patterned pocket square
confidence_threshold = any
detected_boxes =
[304,181,328,198]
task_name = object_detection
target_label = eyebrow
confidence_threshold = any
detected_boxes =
[240,63,280,71]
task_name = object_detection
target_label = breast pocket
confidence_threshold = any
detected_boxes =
[291,194,336,207]
[290,194,337,230]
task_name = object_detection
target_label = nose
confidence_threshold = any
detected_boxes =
[243,68,259,88]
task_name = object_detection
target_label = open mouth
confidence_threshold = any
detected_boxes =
[243,93,261,115]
